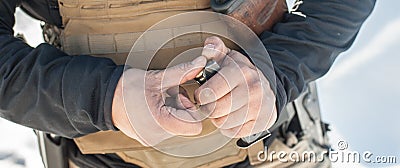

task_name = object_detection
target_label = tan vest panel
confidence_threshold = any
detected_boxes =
[57,0,267,167]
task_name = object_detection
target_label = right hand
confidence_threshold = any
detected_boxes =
[196,37,277,138]
[112,56,207,146]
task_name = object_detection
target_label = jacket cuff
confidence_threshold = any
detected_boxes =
[273,77,287,115]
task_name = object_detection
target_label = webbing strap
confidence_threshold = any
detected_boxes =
[61,14,229,66]
[62,23,222,54]
[58,0,210,24]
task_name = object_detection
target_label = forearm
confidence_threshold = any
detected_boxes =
[260,0,376,112]
[0,1,123,138]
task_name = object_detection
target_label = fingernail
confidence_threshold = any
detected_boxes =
[191,56,205,65]
[198,88,214,105]
[204,44,215,49]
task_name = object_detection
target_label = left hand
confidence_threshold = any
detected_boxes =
[112,56,206,146]
[195,36,277,138]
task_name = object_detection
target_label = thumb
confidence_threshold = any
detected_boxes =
[161,56,207,89]
[202,36,230,63]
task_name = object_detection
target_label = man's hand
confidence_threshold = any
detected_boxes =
[112,56,207,146]
[195,37,277,138]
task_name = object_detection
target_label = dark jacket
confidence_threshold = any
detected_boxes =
[0,0,375,167]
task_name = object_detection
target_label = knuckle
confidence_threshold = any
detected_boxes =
[152,69,163,77]
[180,123,201,135]
[200,103,214,114]
[248,108,261,119]
[252,78,262,87]
[211,118,224,128]
[191,124,202,135]
[248,83,263,97]
[205,36,222,44]
[196,87,215,104]
[205,36,217,42]
[220,129,235,138]
[229,51,242,60]
[146,70,163,83]
[178,62,189,72]
[194,89,201,102]
[210,105,231,118]
[159,106,171,116]
[240,65,252,76]
[224,62,235,71]
[240,66,256,80]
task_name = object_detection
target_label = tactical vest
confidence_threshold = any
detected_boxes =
[40,1,331,168]
[54,0,284,167]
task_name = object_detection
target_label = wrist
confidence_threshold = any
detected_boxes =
[110,68,146,141]
[112,76,126,129]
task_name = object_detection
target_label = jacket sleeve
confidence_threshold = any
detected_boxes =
[260,0,376,113]
[0,1,123,138]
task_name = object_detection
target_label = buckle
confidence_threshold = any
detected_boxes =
[236,130,271,149]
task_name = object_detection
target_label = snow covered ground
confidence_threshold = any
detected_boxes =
[1,1,399,168]
[0,119,43,168]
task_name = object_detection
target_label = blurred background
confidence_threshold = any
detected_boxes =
[1,0,399,167]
